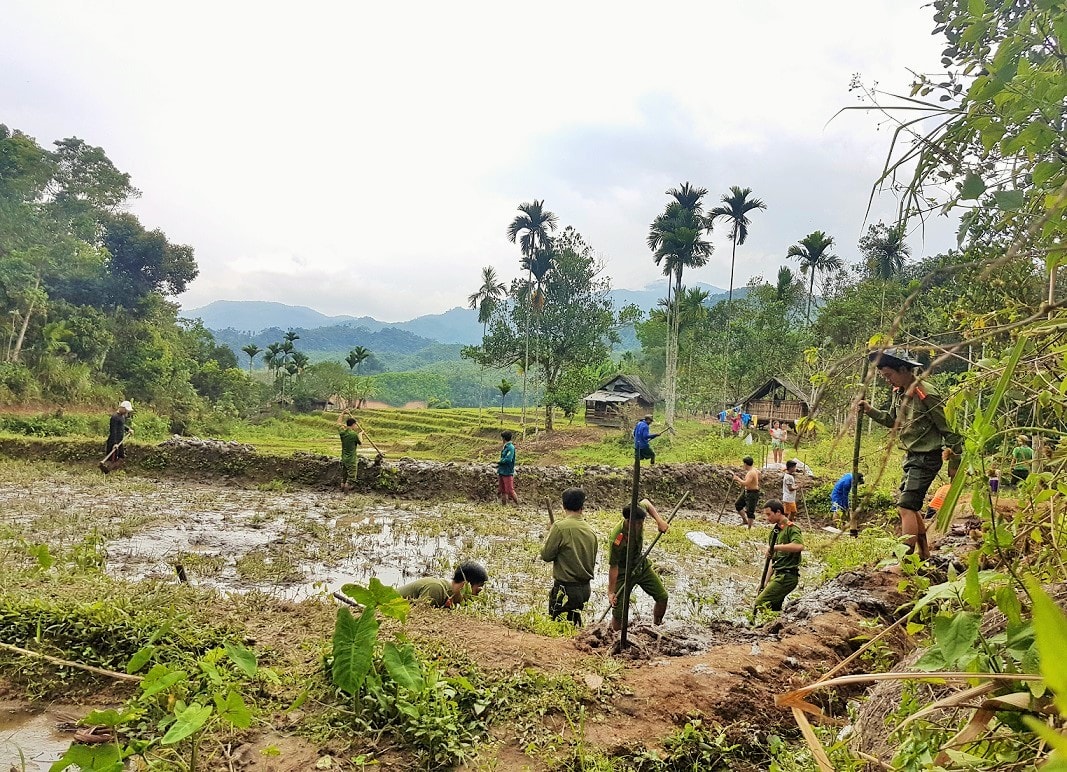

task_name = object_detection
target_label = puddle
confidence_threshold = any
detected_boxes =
[0,471,838,625]
[0,706,77,771]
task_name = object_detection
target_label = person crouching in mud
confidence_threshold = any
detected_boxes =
[398,562,489,609]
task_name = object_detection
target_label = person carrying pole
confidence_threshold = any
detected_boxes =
[858,348,963,561]
[607,498,670,631]
[103,400,134,471]
[540,487,598,625]
[754,499,804,612]
[336,411,363,492]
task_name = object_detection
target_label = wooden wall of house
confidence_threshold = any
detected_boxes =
[585,403,624,428]
[746,398,807,425]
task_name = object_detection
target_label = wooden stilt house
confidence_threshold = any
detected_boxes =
[738,376,810,428]
[583,374,657,428]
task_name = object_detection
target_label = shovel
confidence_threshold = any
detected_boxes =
[98,440,124,474]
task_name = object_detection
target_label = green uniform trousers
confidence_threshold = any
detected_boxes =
[755,570,799,612]
[612,567,668,623]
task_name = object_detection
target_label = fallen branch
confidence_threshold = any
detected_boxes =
[0,641,143,683]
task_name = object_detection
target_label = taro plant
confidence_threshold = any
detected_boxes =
[51,639,269,772]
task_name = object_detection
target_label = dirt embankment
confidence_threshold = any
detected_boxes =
[0,436,798,510]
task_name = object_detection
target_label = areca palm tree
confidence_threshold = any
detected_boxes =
[346,346,371,374]
[708,186,767,306]
[507,200,558,429]
[468,266,508,413]
[648,189,713,426]
[241,344,261,373]
[788,230,842,323]
[859,222,911,280]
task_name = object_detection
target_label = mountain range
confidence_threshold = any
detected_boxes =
[182,281,739,345]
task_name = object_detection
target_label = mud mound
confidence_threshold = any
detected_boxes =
[576,619,758,658]
[784,569,904,621]
[160,436,255,453]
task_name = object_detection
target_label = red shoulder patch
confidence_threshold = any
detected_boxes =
[613,533,625,547]
[915,386,928,399]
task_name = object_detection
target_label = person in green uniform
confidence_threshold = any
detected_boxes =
[754,499,804,611]
[336,412,363,492]
[540,487,598,625]
[1011,435,1034,485]
[398,562,489,609]
[859,348,963,560]
[607,498,670,631]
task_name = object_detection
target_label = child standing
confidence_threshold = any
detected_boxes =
[497,431,519,505]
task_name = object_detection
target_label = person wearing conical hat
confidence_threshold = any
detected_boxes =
[858,349,963,561]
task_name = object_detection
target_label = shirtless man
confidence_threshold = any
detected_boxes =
[733,456,761,530]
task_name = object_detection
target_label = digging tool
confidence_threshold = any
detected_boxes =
[353,418,385,463]
[850,355,871,538]
[752,525,781,616]
[332,591,364,611]
[546,499,555,525]
[715,473,734,523]
[598,491,692,625]
[98,440,125,474]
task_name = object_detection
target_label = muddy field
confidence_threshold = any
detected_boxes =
[0,457,912,770]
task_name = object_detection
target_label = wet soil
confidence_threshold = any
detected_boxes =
[0,458,919,770]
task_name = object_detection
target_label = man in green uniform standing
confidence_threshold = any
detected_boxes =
[859,348,963,560]
[607,498,670,631]
[540,487,598,625]
[754,499,804,611]
[336,412,363,492]
[398,562,489,609]
[1011,435,1034,485]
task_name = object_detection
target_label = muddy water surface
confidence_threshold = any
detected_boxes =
[0,705,79,771]
[0,465,854,625]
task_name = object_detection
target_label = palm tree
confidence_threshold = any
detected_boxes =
[241,344,261,373]
[708,186,767,305]
[788,230,842,323]
[468,266,508,413]
[859,222,911,280]
[497,378,512,424]
[346,346,371,374]
[648,186,712,426]
[507,200,558,430]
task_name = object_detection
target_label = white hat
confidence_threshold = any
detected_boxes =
[119,400,133,411]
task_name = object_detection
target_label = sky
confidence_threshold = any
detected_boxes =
[3,1,959,322]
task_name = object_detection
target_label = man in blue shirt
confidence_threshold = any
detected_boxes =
[830,472,864,518]
[633,415,661,464]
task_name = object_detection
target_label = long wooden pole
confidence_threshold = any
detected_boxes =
[619,441,641,648]
[850,355,870,538]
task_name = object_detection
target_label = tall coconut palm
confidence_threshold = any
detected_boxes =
[507,200,558,430]
[648,192,713,426]
[708,186,767,306]
[788,230,842,323]
[468,266,507,412]
[241,344,261,373]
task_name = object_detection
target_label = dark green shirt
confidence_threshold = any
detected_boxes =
[1012,445,1034,471]
[770,523,803,572]
[540,516,598,583]
[339,428,360,462]
[608,520,648,577]
[867,381,962,455]
[398,578,453,608]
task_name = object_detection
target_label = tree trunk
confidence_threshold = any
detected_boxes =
[807,269,816,323]
[521,268,532,431]
[11,277,40,363]
[665,271,682,427]
[544,403,554,432]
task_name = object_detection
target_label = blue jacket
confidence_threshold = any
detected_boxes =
[633,419,658,450]
[498,442,516,476]
[831,473,854,507]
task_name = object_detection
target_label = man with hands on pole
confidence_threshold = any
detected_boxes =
[336,410,364,492]
[607,498,670,630]
[754,499,804,612]
[857,348,962,561]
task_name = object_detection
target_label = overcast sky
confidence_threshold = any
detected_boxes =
[3,1,958,322]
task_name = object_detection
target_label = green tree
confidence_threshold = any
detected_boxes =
[241,344,261,373]
[648,183,713,426]
[346,346,371,374]
[506,200,558,429]
[708,186,766,306]
[496,378,512,421]
[468,265,507,412]
[467,227,619,431]
[788,230,841,323]
[859,221,910,280]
